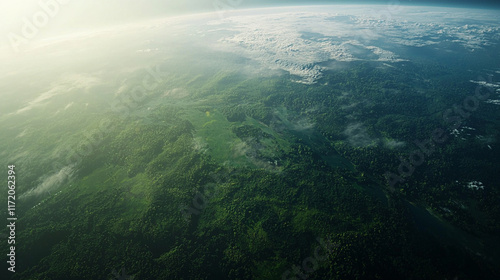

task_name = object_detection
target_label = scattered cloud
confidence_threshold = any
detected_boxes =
[163,88,189,99]
[343,123,405,149]
[291,117,315,131]
[64,102,74,110]
[13,73,101,115]
[16,128,28,138]
[231,140,249,158]
[20,165,75,199]
[384,139,406,149]
[192,137,209,153]
[343,123,376,147]
[136,48,160,53]
[469,80,500,88]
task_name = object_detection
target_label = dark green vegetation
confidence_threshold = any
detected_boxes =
[1,60,500,279]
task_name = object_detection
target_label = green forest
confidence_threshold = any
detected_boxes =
[1,60,499,280]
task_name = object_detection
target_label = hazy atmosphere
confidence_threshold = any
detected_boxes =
[1,0,500,279]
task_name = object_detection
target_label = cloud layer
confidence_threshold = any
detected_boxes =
[206,6,499,83]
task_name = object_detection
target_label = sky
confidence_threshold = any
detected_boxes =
[0,0,499,52]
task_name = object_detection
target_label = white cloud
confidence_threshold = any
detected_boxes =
[384,139,406,149]
[486,100,500,105]
[16,128,28,138]
[469,80,500,88]
[212,12,408,84]
[64,102,74,110]
[466,181,484,190]
[13,73,101,115]
[343,123,377,147]
[20,165,75,199]
[205,6,499,84]
[163,88,189,99]
[291,118,315,131]
[136,48,160,53]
